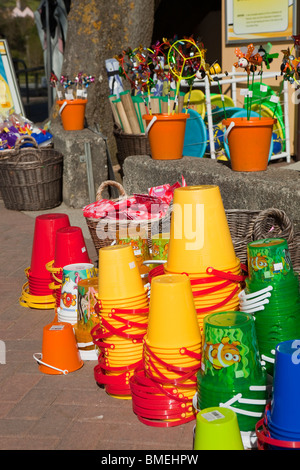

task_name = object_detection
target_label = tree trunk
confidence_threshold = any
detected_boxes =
[51,0,155,164]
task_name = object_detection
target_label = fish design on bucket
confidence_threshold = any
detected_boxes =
[204,336,241,370]
[250,253,268,271]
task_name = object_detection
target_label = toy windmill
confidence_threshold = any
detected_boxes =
[234,44,263,74]
[167,38,205,114]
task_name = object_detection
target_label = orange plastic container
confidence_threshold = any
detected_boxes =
[34,322,83,375]
[57,99,87,131]
[222,117,276,172]
[143,113,189,160]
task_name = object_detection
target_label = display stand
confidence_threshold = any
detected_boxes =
[185,69,291,163]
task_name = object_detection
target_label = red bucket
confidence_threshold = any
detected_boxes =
[30,214,70,278]
[53,226,91,268]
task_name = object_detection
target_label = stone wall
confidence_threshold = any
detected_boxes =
[123,155,300,230]
[51,122,110,208]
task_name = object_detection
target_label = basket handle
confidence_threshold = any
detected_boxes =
[246,208,295,243]
[13,136,42,164]
[14,135,39,150]
[96,180,127,201]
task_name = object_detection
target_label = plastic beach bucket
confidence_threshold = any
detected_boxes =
[222,116,276,172]
[147,273,201,349]
[151,233,170,261]
[193,407,244,450]
[268,340,300,436]
[60,263,96,321]
[30,213,70,279]
[53,226,91,268]
[166,185,237,273]
[247,238,295,285]
[223,109,274,162]
[143,113,189,160]
[33,322,83,375]
[98,245,146,300]
[57,99,87,131]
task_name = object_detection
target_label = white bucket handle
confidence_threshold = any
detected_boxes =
[220,403,264,418]
[145,116,157,135]
[239,286,273,300]
[261,354,275,364]
[33,353,69,375]
[240,298,270,308]
[220,392,267,418]
[59,101,68,115]
[223,121,235,143]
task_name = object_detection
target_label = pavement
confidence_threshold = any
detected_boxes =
[0,200,196,451]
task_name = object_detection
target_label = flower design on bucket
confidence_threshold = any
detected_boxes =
[61,291,77,308]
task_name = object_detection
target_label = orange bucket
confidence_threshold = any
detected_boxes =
[33,322,83,374]
[143,113,189,160]
[57,99,87,131]
[222,117,276,172]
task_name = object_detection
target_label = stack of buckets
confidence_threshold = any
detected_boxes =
[26,216,98,375]
[239,238,300,375]
[45,226,99,359]
[58,262,96,325]
[46,226,92,311]
[130,273,202,427]
[20,214,70,309]
[91,244,149,398]
[75,277,100,360]
[24,214,101,374]
[256,339,300,449]
[196,311,269,437]
[161,185,246,332]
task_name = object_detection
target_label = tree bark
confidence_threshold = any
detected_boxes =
[51,0,155,164]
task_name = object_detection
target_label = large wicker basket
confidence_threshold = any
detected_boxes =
[226,207,300,274]
[113,123,151,169]
[0,135,63,211]
[85,180,170,253]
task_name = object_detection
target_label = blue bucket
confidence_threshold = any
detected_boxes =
[269,340,300,435]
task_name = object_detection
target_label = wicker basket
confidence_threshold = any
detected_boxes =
[225,207,300,274]
[0,135,63,211]
[85,180,171,253]
[113,123,151,168]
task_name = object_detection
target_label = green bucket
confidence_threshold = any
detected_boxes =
[247,238,295,285]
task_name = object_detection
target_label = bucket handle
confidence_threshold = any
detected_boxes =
[256,418,300,449]
[261,353,275,364]
[33,353,69,375]
[145,116,158,135]
[220,393,267,418]
[239,286,273,300]
[59,101,68,115]
[240,297,270,308]
[223,121,235,143]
